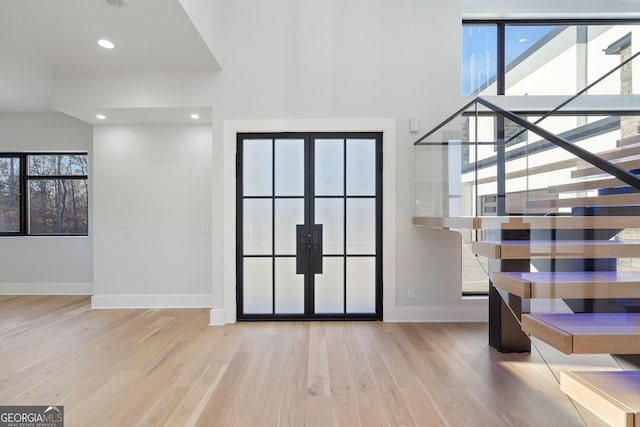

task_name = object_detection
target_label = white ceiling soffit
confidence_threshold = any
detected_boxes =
[0,0,219,120]
[1,0,219,73]
[77,107,213,125]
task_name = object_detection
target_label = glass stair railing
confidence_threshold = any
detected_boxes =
[413,36,640,427]
[413,48,640,343]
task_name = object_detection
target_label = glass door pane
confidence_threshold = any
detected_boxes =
[243,258,273,314]
[346,138,376,195]
[314,198,343,255]
[274,199,304,255]
[315,139,344,196]
[275,258,304,314]
[346,257,376,313]
[275,139,305,196]
[243,139,273,196]
[346,199,376,254]
[314,258,344,314]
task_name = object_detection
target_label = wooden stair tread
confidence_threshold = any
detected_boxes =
[472,239,640,259]
[527,193,640,209]
[412,216,478,229]
[594,143,640,162]
[619,134,640,148]
[572,159,640,179]
[479,215,640,230]
[522,313,640,354]
[561,371,640,427]
[412,215,640,230]
[493,271,640,299]
[548,177,626,193]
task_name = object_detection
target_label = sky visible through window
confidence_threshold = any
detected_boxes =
[462,25,555,95]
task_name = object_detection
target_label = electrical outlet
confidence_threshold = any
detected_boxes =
[408,287,416,298]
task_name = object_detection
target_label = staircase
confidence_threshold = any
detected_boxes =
[415,125,640,425]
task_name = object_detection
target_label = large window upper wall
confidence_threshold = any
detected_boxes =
[0,153,88,236]
[462,20,640,97]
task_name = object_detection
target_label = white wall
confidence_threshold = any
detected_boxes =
[211,0,640,323]
[0,13,52,111]
[92,125,212,308]
[177,0,225,67]
[210,0,489,322]
[0,112,93,294]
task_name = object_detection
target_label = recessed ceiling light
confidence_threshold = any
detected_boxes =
[96,114,106,120]
[97,39,115,49]
[190,114,200,119]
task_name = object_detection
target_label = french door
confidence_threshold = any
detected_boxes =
[237,132,382,320]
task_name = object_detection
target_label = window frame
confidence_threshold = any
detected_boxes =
[0,152,89,237]
[462,18,640,97]
[0,154,26,235]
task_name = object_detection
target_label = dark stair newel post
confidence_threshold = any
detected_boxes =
[488,115,531,353]
[488,229,531,353]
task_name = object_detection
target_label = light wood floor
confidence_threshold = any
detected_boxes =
[0,296,622,426]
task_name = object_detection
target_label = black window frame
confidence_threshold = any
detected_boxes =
[0,152,89,237]
[462,18,640,97]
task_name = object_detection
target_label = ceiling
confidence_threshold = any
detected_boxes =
[0,0,218,123]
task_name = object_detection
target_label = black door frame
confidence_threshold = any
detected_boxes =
[236,132,383,321]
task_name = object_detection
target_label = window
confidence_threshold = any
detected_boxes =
[0,156,21,233]
[462,20,640,96]
[462,25,497,96]
[0,153,88,236]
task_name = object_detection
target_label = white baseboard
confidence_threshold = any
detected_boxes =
[209,308,226,326]
[384,301,488,322]
[91,294,212,309]
[0,282,93,295]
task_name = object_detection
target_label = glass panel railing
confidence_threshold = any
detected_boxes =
[416,98,640,296]
[415,108,497,295]
[504,113,637,216]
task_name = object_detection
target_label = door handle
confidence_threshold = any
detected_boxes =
[296,224,323,274]
[296,225,308,274]
[310,224,323,274]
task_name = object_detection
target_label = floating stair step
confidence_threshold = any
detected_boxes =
[549,177,626,193]
[595,143,640,162]
[561,371,640,427]
[478,215,640,230]
[412,216,478,229]
[527,193,640,209]
[522,313,640,354]
[412,215,640,231]
[492,271,640,299]
[619,134,640,148]
[472,240,640,259]
[572,159,640,179]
